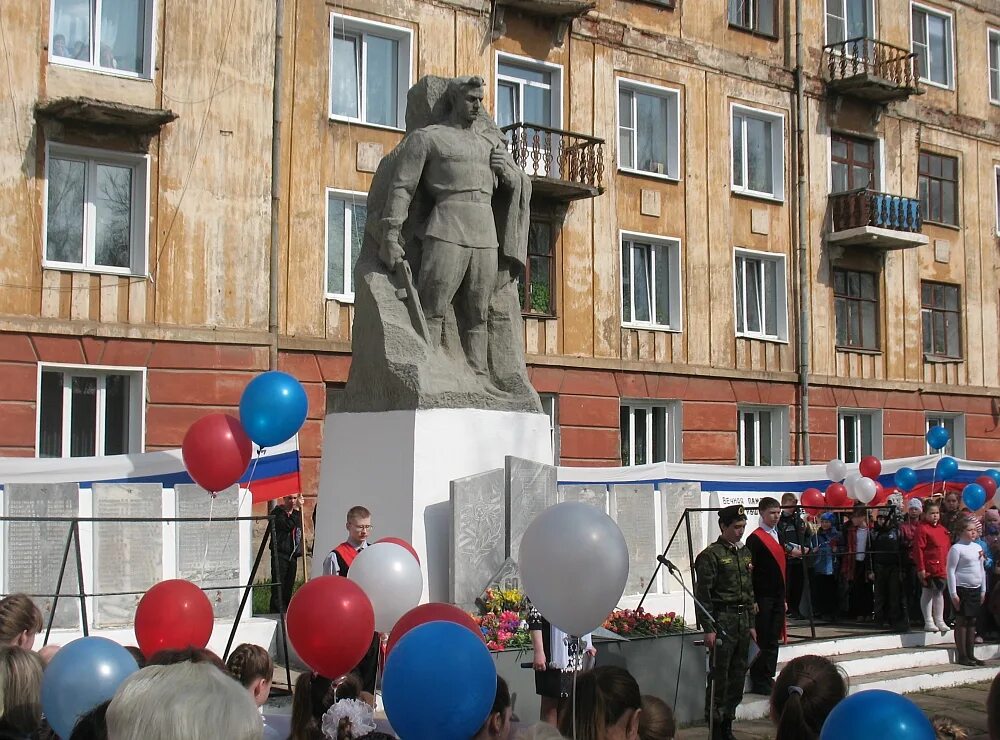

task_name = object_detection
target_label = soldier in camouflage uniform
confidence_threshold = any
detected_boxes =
[694,504,757,740]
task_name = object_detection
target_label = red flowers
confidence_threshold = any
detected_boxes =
[603,608,685,637]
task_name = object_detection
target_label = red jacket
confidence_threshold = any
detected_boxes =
[911,521,951,579]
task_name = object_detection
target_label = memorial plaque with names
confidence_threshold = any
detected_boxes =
[93,483,163,627]
[476,557,522,609]
[558,484,608,511]
[660,483,703,584]
[175,484,240,618]
[450,469,505,609]
[3,483,81,628]
[506,456,557,561]
[612,484,656,597]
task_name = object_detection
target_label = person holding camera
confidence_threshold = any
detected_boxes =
[870,507,909,631]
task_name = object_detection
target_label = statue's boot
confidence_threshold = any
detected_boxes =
[464,326,510,398]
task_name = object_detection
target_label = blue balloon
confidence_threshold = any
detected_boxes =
[926,425,950,450]
[986,469,1000,487]
[41,636,139,738]
[238,371,308,448]
[820,690,934,740]
[893,467,918,492]
[383,621,497,740]
[936,456,959,481]
[963,483,987,512]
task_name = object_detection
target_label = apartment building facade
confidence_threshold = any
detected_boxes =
[0,0,998,507]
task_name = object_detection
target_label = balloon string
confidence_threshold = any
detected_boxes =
[571,636,578,740]
[200,448,263,590]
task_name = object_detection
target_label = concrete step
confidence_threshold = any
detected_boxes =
[735,634,1000,720]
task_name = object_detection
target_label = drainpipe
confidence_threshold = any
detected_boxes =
[794,0,811,464]
[268,0,285,371]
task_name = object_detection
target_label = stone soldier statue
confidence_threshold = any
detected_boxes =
[337,75,542,414]
[694,504,757,740]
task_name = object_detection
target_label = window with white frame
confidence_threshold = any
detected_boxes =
[620,401,680,466]
[329,14,411,129]
[991,29,1000,104]
[731,105,784,200]
[620,233,682,331]
[926,414,965,458]
[738,406,787,466]
[495,56,560,130]
[826,0,875,46]
[838,409,882,464]
[617,79,680,180]
[44,145,148,275]
[38,366,144,458]
[911,3,953,88]
[325,190,368,300]
[539,393,560,464]
[50,0,154,77]
[734,249,787,341]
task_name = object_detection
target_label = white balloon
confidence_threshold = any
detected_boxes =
[519,502,629,637]
[844,472,862,500]
[826,459,847,483]
[348,543,423,634]
[854,477,877,504]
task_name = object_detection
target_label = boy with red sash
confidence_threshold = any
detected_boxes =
[746,496,792,695]
[322,505,378,691]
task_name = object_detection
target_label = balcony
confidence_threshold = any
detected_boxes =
[823,38,922,103]
[502,123,605,202]
[827,188,928,250]
[497,0,596,16]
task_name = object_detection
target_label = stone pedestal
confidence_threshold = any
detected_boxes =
[313,409,552,601]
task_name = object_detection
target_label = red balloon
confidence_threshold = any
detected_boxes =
[286,576,374,678]
[135,579,214,658]
[976,476,998,500]
[386,602,483,655]
[859,456,882,480]
[182,414,252,493]
[872,482,891,506]
[825,482,850,508]
[800,488,826,517]
[377,537,420,563]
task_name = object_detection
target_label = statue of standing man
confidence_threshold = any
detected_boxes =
[337,75,542,414]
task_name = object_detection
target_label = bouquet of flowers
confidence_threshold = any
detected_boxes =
[603,607,686,637]
[475,609,532,651]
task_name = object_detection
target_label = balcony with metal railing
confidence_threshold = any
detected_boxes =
[502,122,605,201]
[827,188,928,250]
[823,37,922,103]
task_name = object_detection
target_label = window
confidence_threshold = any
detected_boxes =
[44,145,148,275]
[329,14,412,129]
[731,105,784,200]
[838,409,882,463]
[991,30,1000,104]
[911,3,953,88]
[728,0,776,36]
[921,281,961,359]
[495,56,559,130]
[38,366,144,458]
[617,79,680,180]
[518,220,555,315]
[325,190,367,300]
[620,401,680,466]
[833,268,879,350]
[734,249,787,341]
[539,393,560,464]
[620,233,682,331]
[50,0,154,77]
[918,151,958,226]
[738,406,787,466]
[826,0,875,46]
[831,133,877,193]
[926,414,965,457]
[995,165,1000,236]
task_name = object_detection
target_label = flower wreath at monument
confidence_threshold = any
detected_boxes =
[472,587,687,651]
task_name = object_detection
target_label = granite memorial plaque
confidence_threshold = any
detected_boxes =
[3,483,81,628]
[558,484,608,511]
[175,484,240,618]
[450,469,506,609]
[611,484,657,596]
[660,482,704,586]
[506,456,557,561]
[476,557,522,609]
[93,483,163,627]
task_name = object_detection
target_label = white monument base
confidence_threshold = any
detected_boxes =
[313,408,552,601]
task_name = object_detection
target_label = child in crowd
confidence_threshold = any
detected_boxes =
[810,513,841,622]
[870,508,909,631]
[557,665,641,740]
[901,498,925,627]
[947,518,987,666]
[0,594,42,650]
[914,500,952,634]
[0,646,44,738]
[638,695,675,740]
[769,654,848,740]
[840,506,873,621]
[470,676,513,740]
[226,643,275,708]
[288,672,336,740]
